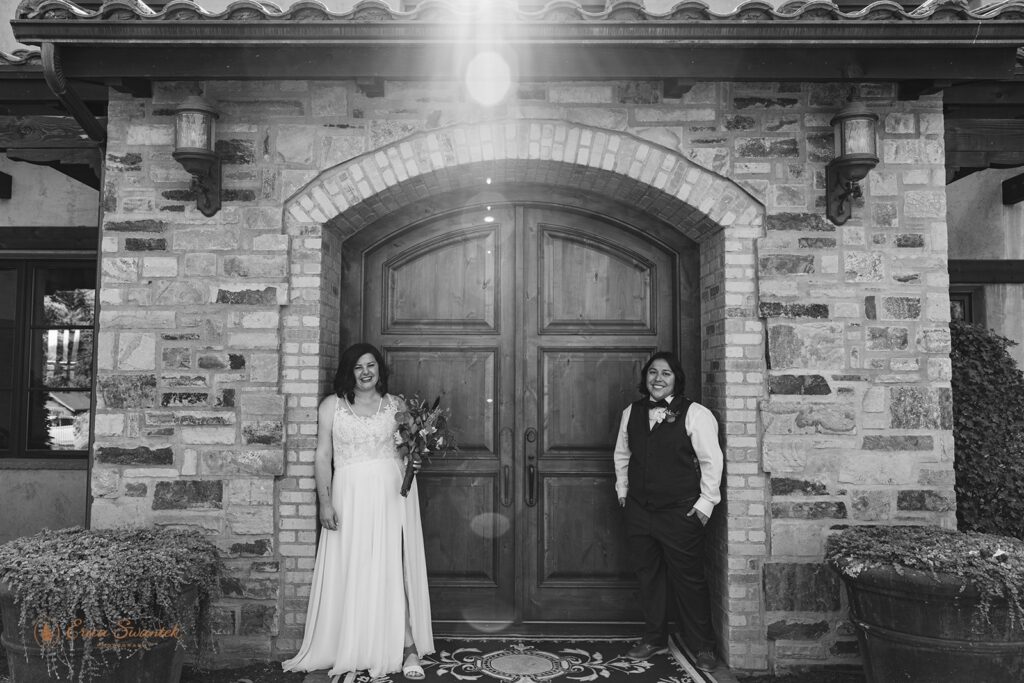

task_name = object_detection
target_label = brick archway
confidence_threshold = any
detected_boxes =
[278,120,769,669]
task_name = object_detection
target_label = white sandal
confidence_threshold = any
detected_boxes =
[402,650,425,680]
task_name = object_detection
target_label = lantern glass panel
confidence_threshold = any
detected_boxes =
[175,111,214,152]
[841,117,875,156]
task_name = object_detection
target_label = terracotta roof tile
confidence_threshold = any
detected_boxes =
[15,0,1024,21]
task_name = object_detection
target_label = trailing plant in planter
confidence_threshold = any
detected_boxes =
[827,525,1024,682]
[950,320,1024,539]
[0,526,222,683]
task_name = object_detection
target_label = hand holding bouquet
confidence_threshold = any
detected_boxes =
[395,394,456,497]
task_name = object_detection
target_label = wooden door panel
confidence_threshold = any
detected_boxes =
[387,348,496,452]
[540,474,632,580]
[541,349,652,455]
[419,474,501,581]
[383,228,499,333]
[540,229,657,333]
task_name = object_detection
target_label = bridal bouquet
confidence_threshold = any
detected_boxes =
[395,394,456,496]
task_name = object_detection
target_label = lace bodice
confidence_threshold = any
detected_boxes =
[333,393,401,467]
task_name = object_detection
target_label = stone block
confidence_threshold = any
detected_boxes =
[763,402,856,435]
[862,435,933,451]
[96,445,174,466]
[735,137,799,158]
[227,538,273,557]
[758,302,829,319]
[153,281,207,305]
[181,426,237,445]
[216,139,256,165]
[769,375,831,396]
[766,213,833,232]
[767,323,845,370]
[771,477,827,496]
[201,449,285,476]
[161,392,210,407]
[239,604,278,636]
[125,483,148,497]
[763,562,840,611]
[220,576,279,600]
[889,387,952,429]
[897,489,955,512]
[243,420,284,445]
[762,435,809,474]
[117,333,157,371]
[767,620,830,641]
[881,297,921,320]
[916,327,952,353]
[771,523,824,557]
[223,255,289,279]
[771,501,846,520]
[214,286,283,305]
[98,374,158,409]
[851,490,892,521]
[152,480,223,510]
[844,251,883,282]
[867,327,908,351]
[125,238,167,251]
[106,219,165,233]
[839,456,914,486]
[227,506,275,534]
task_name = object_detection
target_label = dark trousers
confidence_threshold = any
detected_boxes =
[625,499,716,652]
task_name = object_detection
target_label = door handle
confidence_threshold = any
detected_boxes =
[525,427,537,507]
[526,465,537,507]
[499,427,512,507]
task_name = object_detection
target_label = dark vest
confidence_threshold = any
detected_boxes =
[626,397,701,510]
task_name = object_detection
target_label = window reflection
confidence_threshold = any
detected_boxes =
[35,330,94,388]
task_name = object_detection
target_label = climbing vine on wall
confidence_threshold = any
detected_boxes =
[951,320,1024,539]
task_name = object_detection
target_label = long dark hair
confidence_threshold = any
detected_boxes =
[334,343,389,403]
[638,351,686,397]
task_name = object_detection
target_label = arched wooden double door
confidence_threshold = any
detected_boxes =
[341,194,699,629]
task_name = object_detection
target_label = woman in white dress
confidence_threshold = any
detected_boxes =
[283,343,434,682]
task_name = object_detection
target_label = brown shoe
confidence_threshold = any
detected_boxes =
[626,641,668,660]
[695,649,717,672]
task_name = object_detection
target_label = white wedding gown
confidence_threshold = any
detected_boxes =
[283,393,434,679]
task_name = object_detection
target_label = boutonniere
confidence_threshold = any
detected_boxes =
[650,407,680,425]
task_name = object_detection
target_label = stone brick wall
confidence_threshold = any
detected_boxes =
[93,76,951,673]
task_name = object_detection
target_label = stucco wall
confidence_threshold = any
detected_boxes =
[90,77,953,673]
[947,167,1024,367]
[0,157,99,227]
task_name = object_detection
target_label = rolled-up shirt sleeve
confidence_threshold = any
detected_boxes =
[613,405,633,499]
[687,403,724,519]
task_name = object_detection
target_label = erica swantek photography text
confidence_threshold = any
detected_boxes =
[34,617,183,651]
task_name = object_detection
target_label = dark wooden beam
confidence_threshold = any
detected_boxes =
[0,171,11,199]
[949,260,1024,284]
[1004,173,1024,206]
[0,115,102,150]
[0,225,98,251]
[898,79,951,101]
[2,44,1016,85]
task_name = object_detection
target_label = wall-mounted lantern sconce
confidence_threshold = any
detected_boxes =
[826,100,878,225]
[173,95,221,217]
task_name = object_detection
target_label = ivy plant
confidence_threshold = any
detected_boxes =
[950,320,1024,539]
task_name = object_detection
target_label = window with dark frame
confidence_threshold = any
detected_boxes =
[950,286,986,327]
[0,260,96,459]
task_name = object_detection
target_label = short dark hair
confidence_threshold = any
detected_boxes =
[334,343,389,403]
[638,351,686,397]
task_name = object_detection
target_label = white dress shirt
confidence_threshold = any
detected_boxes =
[612,396,724,519]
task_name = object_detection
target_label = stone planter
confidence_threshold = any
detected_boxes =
[834,563,1024,683]
[0,582,192,683]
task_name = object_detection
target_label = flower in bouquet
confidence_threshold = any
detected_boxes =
[395,394,456,496]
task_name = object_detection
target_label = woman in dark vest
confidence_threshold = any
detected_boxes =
[613,351,723,673]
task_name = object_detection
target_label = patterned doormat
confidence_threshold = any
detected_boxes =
[301,635,718,683]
